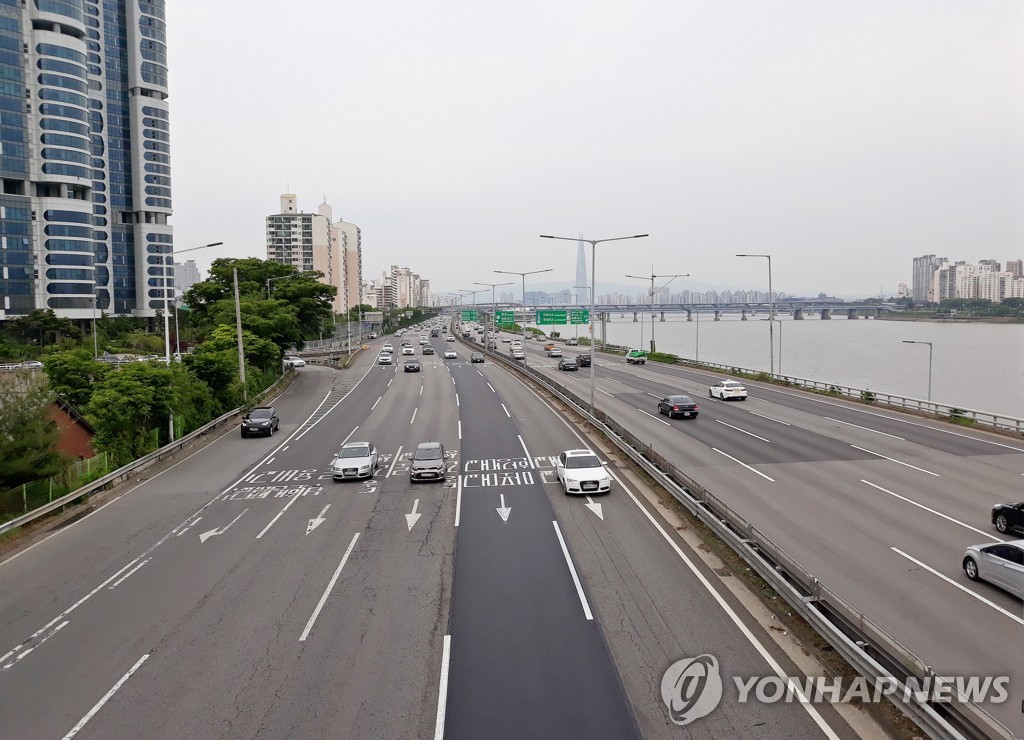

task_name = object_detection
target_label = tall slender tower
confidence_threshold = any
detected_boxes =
[575,236,589,305]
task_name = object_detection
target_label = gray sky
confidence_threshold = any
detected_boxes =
[166,1,1023,300]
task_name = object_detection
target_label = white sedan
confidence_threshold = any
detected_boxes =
[402,346,415,355]
[555,449,611,495]
[443,350,457,359]
[709,379,748,401]
[283,355,305,368]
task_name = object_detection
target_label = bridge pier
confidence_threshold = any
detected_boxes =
[820,308,831,319]
[847,309,859,319]
[632,311,638,322]
[686,310,692,321]
[659,311,665,322]
[741,310,748,320]
[714,310,722,321]
[793,308,803,320]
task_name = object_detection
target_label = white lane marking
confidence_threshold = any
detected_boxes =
[306,505,330,535]
[406,499,422,530]
[456,394,460,407]
[281,446,289,452]
[518,435,535,468]
[597,388,614,397]
[452,376,456,384]
[861,480,1002,540]
[410,409,418,425]
[420,385,424,396]
[748,411,791,426]
[501,403,511,418]
[890,548,1024,626]
[107,557,151,589]
[552,521,593,620]
[388,378,393,387]
[496,493,511,522]
[371,396,382,410]
[387,446,404,478]
[501,367,838,737]
[455,476,463,527]
[638,408,671,426]
[584,496,604,520]
[175,517,202,537]
[850,444,940,477]
[265,457,275,466]
[477,369,483,377]
[824,417,904,440]
[341,426,358,446]
[295,364,376,441]
[62,653,150,740]
[646,392,660,398]
[759,386,1024,451]
[487,383,495,393]
[715,420,771,443]
[1,620,68,671]
[458,421,462,440]
[712,448,775,482]
[300,533,360,642]
[433,635,452,740]
[257,490,302,539]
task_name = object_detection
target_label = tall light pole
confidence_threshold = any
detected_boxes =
[902,340,933,401]
[91,292,99,358]
[771,318,782,375]
[474,281,513,352]
[495,267,553,367]
[625,267,688,354]
[541,233,649,419]
[736,254,774,375]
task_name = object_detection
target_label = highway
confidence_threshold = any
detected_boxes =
[496,329,1024,736]
[0,326,863,739]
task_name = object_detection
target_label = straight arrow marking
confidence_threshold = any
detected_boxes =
[584,496,604,520]
[306,504,331,535]
[496,493,511,523]
[406,499,422,531]
[199,508,248,543]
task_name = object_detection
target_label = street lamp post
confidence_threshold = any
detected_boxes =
[91,293,98,358]
[771,318,782,375]
[495,267,553,367]
[736,254,774,375]
[625,268,688,354]
[902,340,933,401]
[541,233,649,419]
[474,281,513,354]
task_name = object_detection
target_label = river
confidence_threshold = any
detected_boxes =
[543,315,1024,419]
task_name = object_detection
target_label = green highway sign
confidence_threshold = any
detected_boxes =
[461,310,478,321]
[495,310,515,325]
[569,309,590,325]
[536,310,567,325]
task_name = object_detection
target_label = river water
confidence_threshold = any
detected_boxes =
[545,315,1024,419]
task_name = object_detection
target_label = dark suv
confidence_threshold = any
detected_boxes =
[241,406,280,437]
[576,353,592,367]
[410,442,446,482]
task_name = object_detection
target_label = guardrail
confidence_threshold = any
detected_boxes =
[0,372,294,539]
[464,331,1012,740]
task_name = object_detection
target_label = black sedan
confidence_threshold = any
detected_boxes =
[658,395,698,419]
[404,359,421,373]
[558,358,579,371]
[470,352,485,363]
[993,502,1024,534]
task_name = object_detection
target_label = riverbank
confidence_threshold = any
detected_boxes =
[875,314,1024,323]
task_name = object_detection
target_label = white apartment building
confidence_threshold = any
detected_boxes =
[173,260,202,300]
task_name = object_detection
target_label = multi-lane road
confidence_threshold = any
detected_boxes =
[0,324,1017,738]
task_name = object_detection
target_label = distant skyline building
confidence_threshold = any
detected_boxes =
[0,0,174,323]
[575,238,590,305]
[173,260,202,299]
[912,255,945,303]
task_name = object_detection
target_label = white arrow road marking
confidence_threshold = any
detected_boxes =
[199,508,248,543]
[496,493,511,522]
[584,496,604,521]
[306,504,330,535]
[406,499,422,530]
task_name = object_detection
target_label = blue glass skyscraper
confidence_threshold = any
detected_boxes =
[0,0,172,323]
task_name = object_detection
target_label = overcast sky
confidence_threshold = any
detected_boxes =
[165,1,1023,300]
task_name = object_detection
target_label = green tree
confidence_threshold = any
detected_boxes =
[3,309,80,351]
[85,376,159,464]
[42,350,112,408]
[0,375,64,488]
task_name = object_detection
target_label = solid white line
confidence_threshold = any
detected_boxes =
[712,448,775,482]
[851,444,940,477]
[824,417,904,440]
[420,386,424,396]
[371,396,382,410]
[62,653,150,740]
[552,521,593,620]
[410,409,418,425]
[433,635,452,740]
[455,476,463,527]
[387,446,404,478]
[890,548,1024,625]
[300,533,360,641]
[257,494,301,539]
[455,394,459,407]
[487,383,495,393]
[518,435,535,467]
[341,426,358,446]
[638,408,670,426]
[501,403,511,418]
[458,421,462,440]
[748,411,790,426]
[596,388,614,397]
[715,420,771,443]
[861,480,1000,539]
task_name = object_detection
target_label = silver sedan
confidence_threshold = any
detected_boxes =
[963,541,1024,598]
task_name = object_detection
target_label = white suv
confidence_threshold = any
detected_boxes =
[555,450,611,495]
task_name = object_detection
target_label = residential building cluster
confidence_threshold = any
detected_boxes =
[912,255,1024,304]
[0,0,173,324]
[361,266,431,311]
